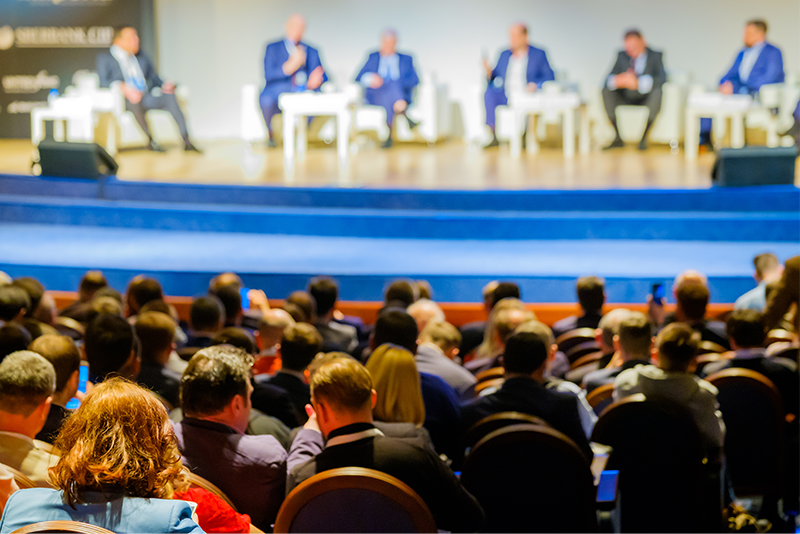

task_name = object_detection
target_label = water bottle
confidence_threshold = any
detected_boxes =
[295,71,308,92]
[48,88,59,105]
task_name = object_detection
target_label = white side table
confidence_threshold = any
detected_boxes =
[278,92,353,175]
[31,97,94,145]
[508,92,584,158]
[684,93,752,160]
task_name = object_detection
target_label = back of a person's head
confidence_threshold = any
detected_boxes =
[503,331,548,375]
[366,344,424,426]
[494,306,535,344]
[0,324,33,361]
[491,282,521,307]
[407,298,445,330]
[514,320,555,348]
[373,310,418,353]
[676,284,710,322]
[12,277,44,318]
[308,277,339,317]
[90,295,124,320]
[617,312,652,358]
[29,335,81,393]
[384,279,417,308]
[181,345,253,417]
[50,378,181,506]
[310,357,373,414]
[258,308,295,335]
[78,270,108,301]
[209,272,243,293]
[190,295,225,332]
[416,280,433,301]
[0,350,55,417]
[286,290,317,323]
[727,309,766,349]
[210,284,242,324]
[94,285,122,304]
[84,313,135,379]
[576,276,605,314]
[0,285,31,322]
[308,352,354,380]
[598,308,633,348]
[212,327,257,354]
[754,253,780,279]
[655,323,698,370]
[134,311,176,362]
[419,319,461,352]
[281,323,323,371]
[128,277,164,313]
[139,299,172,317]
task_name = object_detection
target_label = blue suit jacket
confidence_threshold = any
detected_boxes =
[720,42,784,95]
[355,51,420,104]
[262,39,328,99]
[0,488,201,534]
[96,51,163,90]
[489,45,555,93]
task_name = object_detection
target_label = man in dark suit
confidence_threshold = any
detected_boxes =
[355,30,420,148]
[134,311,182,408]
[260,14,328,148]
[29,335,81,444]
[287,357,484,532]
[462,330,592,460]
[185,296,224,349]
[308,277,357,354]
[483,23,555,148]
[668,283,729,350]
[267,323,322,423]
[97,26,199,153]
[602,29,666,150]
[552,276,606,339]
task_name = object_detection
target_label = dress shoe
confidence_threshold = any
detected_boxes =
[267,138,278,148]
[184,141,203,154]
[483,137,500,149]
[148,140,167,153]
[603,137,625,150]
[381,137,393,149]
[406,116,419,130]
[521,131,527,150]
[637,138,648,151]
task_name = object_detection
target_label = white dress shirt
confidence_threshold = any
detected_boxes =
[505,52,529,95]
[110,44,146,91]
[739,41,766,84]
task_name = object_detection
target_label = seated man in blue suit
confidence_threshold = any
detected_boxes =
[260,14,327,148]
[355,29,420,149]
[97,26,200,153]
[483,23,555,149]
[700,19,784,148]
[602,29,666,151]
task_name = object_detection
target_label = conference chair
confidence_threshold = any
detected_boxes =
[591,394,723,533]
[697,340,728,355]
[586,383,615,416]
[474,378,505,397]
[274,467,436,533]
[10,522,114,534]
[704,369,786,505]
[766,329,797,346]
[474,366,504,384]
[187,472,239,513]
[53,316,85,340]
[565,342,601,364]
[3,464,35,490]
[555,328,598,355]
[463,411,549,452]
[461,423,597,533]
[693,352,732,375]
[569,351,604,371]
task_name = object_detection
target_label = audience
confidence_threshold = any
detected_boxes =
[552,276,606,339]
[0,285,30,329]
[254,308,295,375]
[582,311,653,393]
[735,253,783,311]
[614,323,725,454]
[459,280,500,357]
[407,298,446,334]
[187,295,225,348]
[286,357,485,532]
[0,378,202,533]
[134,311,182,408]
[564,308,632,384]
[672,283,730,349]
[265,323,323,423]
[175,345,287,531]
[416,319,477,401]
[125,276,164,318]
[211,284,244,328]
[0,324,32,361]
[83,313,139,383]
[308,276,358,353]
[0,351,59,486]
[764,255,799,332]
[28,335,81,444]
[467,298,535,373]
[58,270,108,322]
[286,290,317,324]
[12,277,59,339]
[384,279,418,309]
[367,344,426,426]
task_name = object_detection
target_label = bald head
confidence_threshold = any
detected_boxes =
[672,270,708,298]
[285,14,306,43]
[407,299,444,334]
[380,29,397,55]
[258,308,296,350]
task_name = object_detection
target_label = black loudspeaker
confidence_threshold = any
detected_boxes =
[712,146,797,187]
[37,141,119,179]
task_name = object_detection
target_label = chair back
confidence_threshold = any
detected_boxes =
[474,378,504,397]
[474,367,504,384]
[177,346,202,361]
[53,316,85,340]
[565,342,601,364]
[3,464,35,489]
[274,467,436,533]
[569,351,603,371]
[555,328,597,354]
[704,368,785,497]
[591,395,721,533]
[11,522,115,534]
[463,411,549,452]
[694,353,731,375]
[461,424,597,533]
[766,329,797,346]
[586,383,615,416]
[187,471,239,512]
[697,340,727,355]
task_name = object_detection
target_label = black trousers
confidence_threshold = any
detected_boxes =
[126,91,189,141]
[602,86,662,128]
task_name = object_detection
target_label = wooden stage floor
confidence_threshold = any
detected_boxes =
[2,138,796,189]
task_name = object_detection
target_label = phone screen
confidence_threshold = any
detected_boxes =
[596,470,619,502]
[651,282,665,304]
[240,287,250,311]
[66,364,89,410]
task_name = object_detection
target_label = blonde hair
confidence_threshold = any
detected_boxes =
[366,344,425,426]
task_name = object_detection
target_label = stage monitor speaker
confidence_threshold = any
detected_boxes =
[37,141,119,179]
[711,146,797,187]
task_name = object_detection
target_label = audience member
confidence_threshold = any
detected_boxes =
[212,327,257,354]
[135,311,182,408]
[763,255,799,332]
[281,301,308,324]
[367,344,425,426]
[125,276,164,318]
[407,298,446,334]
[0,351,59,486]
[12,278,58,339]
[582,312,652,393]
[175,345,287,530]
[416,320,476,401]
[614,323,725,455]
[286,290,317,324]
[0,285,30,327]
[565,308,632,384]
[83,313,139,383]
[459,281,499,357]
[552,276,606,339]
[58,270,107,322]
[468,299,535,373]
[384,279,418,309]
[140,299,189,348]
[254,309,295,375]
[673,284,730,349]
[187,295,225,348]
[32,292,57,331]
[650,269,707,327]
[286,357,485,532]
[461,330,592,460]
[0,324,32,361]
[0,378,201,533]
[308,276,358,353]
[416,280,433,301]
[735,253,783,311]
[211,284,244,328]
[266,323,322,423]
[28,335,81,444]
[209,272,244,293]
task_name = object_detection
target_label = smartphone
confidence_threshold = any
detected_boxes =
[240,286,250,311]
[651,282,665,306]
[596,470,619,506]
[66,364,89,410]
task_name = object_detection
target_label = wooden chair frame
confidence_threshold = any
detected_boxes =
[474,378,505,396]
[11,521,114,534]
[555,328,597,352]
[464,411,549,451]
[474,367,504,384]
[586,383,615,411]
[4,464,36,489]
[187,471,239,513]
